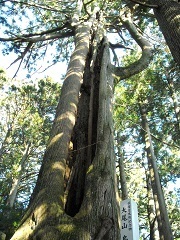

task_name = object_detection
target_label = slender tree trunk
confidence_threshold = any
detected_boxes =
[152,0,180,65]
[118,152,128,200]
[166,77,180,133]
[145,169,159,240]
[139,103,173,240]
[0,125,12,163]
[6,142,31,208]
[116,136,128,200]
[11,14,120,240]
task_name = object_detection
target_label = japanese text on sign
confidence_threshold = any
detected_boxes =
[120,199,139,240]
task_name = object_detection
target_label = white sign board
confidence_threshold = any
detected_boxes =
[120,199,139,240]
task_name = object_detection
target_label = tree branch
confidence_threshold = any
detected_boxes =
[82,0,92,16]
[109,42,133,50]
[0,30,74,43]
[129,0,158,8]
[8,42,33,78]
[113,8,153,82]
[0,0,70,12]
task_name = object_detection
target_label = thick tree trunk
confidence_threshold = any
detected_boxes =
[152,0,180,65]
[139,103,173,240]
[11,16,120,240]
[11,16,93,240]
[76,36,120,239]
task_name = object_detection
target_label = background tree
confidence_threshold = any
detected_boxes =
[0,0,179,239]
[113,48,179,239]
[139,102,172,240]
[0,72,60,239]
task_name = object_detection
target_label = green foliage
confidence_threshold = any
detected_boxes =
[114,45,180,237]
[0,0,75,75]
[0,204,24,239]
[0,73,61,237]
[0,0,179,238]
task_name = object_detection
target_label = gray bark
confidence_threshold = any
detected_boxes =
[79,36,120,239]
[166,77,180,133]
[145,169,159,240]
[11,13,120,240]
[11,14,93,240]
[116,137,128,200]
[7,142,31,208]
[152,0,180,65]
[113,7,153,81]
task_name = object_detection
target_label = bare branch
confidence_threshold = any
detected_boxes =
[8,42,33,67]
[0,30,74,43]
[82,0,91,16]
[109,42,133,50]
[8,42,33,78]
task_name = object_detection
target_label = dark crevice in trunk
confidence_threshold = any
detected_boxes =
[64,38,104,217]
[91,44,102,162]
[64,50,91,217]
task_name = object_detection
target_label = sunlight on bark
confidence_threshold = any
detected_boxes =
[52,162,65,171]
[48,133,63,148]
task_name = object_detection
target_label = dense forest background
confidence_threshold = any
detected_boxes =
[0,0,179,239]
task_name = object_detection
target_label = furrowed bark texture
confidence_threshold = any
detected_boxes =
[77,37,120,239]
[11,17,120,240]
[152,0,180,65]
[11,19,92,240]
